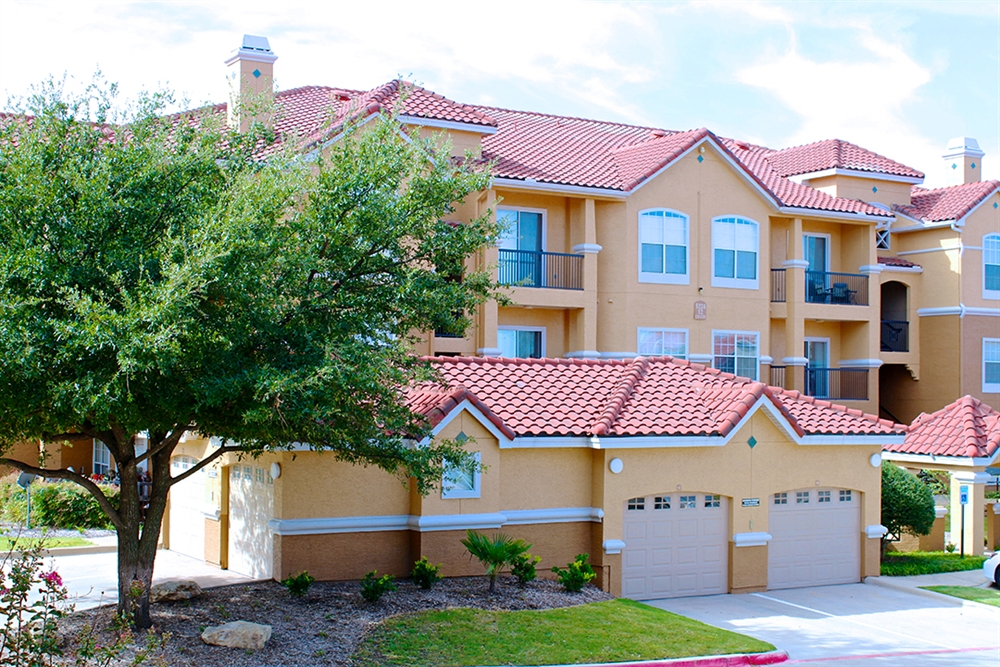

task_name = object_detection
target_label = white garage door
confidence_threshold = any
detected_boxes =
[622,493,729,599]
[167,456,206,561]
[227,464,274,580]
[768,488,860,589]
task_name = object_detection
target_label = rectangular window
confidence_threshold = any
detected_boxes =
[255,468,264,484]
[627,497,645,511]
[679,495,696,509]
[639,209,689,284]
[984,234,1000,298]
[818,490,831,503]
[839,490,853,502]
[704,494,721,508]
[654,496,671,510]
[243,465,252,481]
[498,327,544,359]
[442,451,481,499]
[712,216,759,289]
[796,491,810,504]
[985,339,1000,393]
[713,331,759,380]
[93,440,112,476]
[774,492,787,505]
[637,328,688,358]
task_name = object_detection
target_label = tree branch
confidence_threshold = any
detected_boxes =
[168,445,240,487]
[0,458,124,531]
[133,425,192,467]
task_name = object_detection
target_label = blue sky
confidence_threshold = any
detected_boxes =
[2,0,998,187]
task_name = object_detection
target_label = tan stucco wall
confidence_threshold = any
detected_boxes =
[881,315,961,423]
[2,440,40,476]
[274,531,412,581]
[962,315,1000,411]
[804,174,912,208]
[497,307,570,359]
[960,191,1000,309]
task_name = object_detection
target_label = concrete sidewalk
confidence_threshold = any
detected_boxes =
[865,569,994,604]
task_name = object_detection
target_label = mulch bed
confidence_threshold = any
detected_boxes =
[56,576,614,666]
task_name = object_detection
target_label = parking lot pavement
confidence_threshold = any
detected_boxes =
[649,580,1000,667]
[42,548,255,610]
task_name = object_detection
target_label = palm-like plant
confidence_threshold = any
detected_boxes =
[460,530,532,593]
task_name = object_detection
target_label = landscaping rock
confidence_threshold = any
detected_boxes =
[150,579,203,603]
[200,621,272,650]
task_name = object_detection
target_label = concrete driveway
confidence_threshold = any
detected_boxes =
[42,548,255,610]
[649,576,1000,666]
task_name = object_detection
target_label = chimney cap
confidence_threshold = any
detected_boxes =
[943,136,985,159]
[225,34,278,66]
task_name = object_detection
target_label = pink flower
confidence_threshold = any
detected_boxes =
[41,571,63,587]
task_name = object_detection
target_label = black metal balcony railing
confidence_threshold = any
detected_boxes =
[498,249,584,291]
[771,269,786,303]
[805,368,869,401]
[804,271,869,306]
[881,320,909,352]
[769,365,786,388]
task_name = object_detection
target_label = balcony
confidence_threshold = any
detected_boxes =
[769,364,786,388]
[805,368,869,401]
[771,269,786,303]
[880,320,909,352]
[499,249,583,290]
[805,271,869,306]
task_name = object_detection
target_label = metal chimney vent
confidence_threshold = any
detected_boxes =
[241,35,272,53]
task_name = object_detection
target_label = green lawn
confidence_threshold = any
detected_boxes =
[921,585,1000,607]
[881,551,986,576]
[352,598,775,667]
[0,536,93,551]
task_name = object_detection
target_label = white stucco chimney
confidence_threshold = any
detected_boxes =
[942,137,984,186]
[225,35,277,132]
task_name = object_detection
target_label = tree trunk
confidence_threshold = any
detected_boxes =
[113,444,172,629]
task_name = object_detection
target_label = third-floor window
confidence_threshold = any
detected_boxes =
[638,209,689,284]
[712,216,759,290]
[984,233,1000,300]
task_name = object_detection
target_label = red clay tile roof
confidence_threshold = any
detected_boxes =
[407,356,901,439]
[878,255,920,268]
[337,80,497,129]
[766,139,924,180]
[894,180,1000,223]
[885,395,1000,460]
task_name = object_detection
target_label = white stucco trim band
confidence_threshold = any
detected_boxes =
[788,168,924,185]
[882,451,999,467]
[602,539,626,555]
[733,532,772,547]
[397,114,498,135]
[865,524,888,539]
[269,506,606,536]
[918,306,1000,317]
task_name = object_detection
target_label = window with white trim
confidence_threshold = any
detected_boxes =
[704,494,721,508]
[712,216,759,289]
[818,490,831,503]
[498,326,544,359]
[679,495,696,509]
[627,497,645,511]
[713,331,759,380]
[93,440,112,476]
[984,338,1000,393]
[774,492,787,505]
[796,491,810,504]
[654,496,671,510]
[839,490,853,502]
[639,209,689,284]
[442,451,481,499]
[984,234,1000,299]
[637,328,688,358]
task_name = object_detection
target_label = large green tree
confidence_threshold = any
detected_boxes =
[0,81,498,627]
[881,461,936,555]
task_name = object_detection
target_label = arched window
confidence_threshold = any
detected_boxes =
[984,233,1000,299]
[638,209,689,284]
[712,216,759,289]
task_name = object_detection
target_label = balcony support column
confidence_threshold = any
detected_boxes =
[478,189,501,356]
[568,198,600,358]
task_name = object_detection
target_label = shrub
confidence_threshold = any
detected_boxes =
[945,542,956,553]
[552,554,596,592]
[510,552,541,585]
[881,462,935,556]
[360,571,397,602]
[410,557,442,590]
[460,530,532,593]
[281,570,315,597]
[32,481,120,529]
[0,475,28,524]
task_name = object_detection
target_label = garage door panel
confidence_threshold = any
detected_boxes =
[227,464,274,580]
[622,493,729,600]
[168,457,208,562]
[768,488,860,591]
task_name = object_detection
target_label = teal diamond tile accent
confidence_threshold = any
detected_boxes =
[697,155,704,163]
[872,186,878,193]
[252,68,262,79]
[952,163,958,170]
[994,202,999,209]
[747,436,757,449]
[455,431,468,444]
[971,162,977,169]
